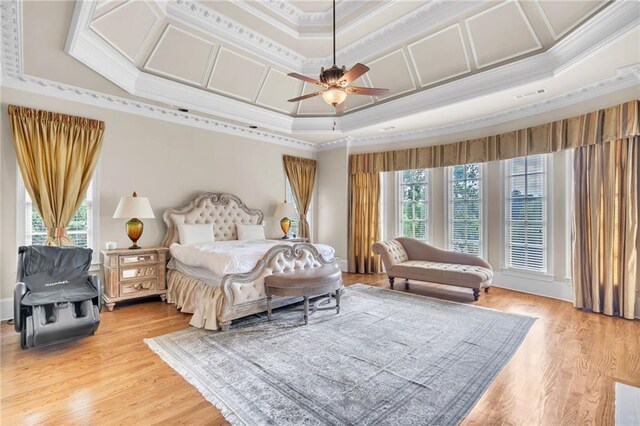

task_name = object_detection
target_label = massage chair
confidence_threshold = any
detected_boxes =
[14,245,101,349]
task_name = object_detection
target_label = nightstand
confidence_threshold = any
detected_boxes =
[101,246,169,311]
[269,238,309,243]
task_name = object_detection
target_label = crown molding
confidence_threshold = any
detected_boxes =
[2,0,638,155]
[233,0,394,39]
[336,1,640,132]
[166,0,306,72]
[156,0,488,74]
[63,0,638,136]
[0,0,316,151]
[1,73,318,152]
[317,63,640,150]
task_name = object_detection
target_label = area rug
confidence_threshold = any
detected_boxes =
[145,284,535,425]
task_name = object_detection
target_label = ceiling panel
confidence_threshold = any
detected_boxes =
[256,69,303,114]
[365,49,416,100]
[208,47,267,101]
[145,25,215,86]
[94,0,128,17]
[536,0,605,39]
[91,0,158,61]
[408,24,471,87]
[465,1,541,69]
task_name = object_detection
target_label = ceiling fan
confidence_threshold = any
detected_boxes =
[286,0,389,112]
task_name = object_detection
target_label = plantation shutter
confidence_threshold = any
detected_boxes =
[505,155,546,271]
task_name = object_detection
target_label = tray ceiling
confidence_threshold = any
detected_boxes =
[2,0,638,149]
[75,0,614,117]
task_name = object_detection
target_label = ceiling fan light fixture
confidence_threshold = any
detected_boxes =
[285,0,388,111]
[322,87,347,106]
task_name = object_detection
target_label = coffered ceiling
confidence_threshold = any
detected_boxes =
[1,0,639,149]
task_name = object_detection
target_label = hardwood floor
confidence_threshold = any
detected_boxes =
[2,274,638,425]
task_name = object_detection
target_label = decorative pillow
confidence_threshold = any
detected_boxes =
[237,224,266,240]
[178,224,215,245]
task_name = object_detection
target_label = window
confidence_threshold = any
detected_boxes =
[24,182,95,249]
[447,164,483,256]
[398,169,429,240]
[285,178,300,238]
[505,155,547,272]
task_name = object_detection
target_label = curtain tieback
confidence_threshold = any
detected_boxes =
[47,227,67,238]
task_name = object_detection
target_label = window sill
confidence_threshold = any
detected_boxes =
[499,268,555,282]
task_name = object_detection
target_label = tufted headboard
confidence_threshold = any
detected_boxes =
[162,193,264,247]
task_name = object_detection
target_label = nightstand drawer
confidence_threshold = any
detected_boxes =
[119,253,158,266]
[120,280,157,296]
[120,265,157,281]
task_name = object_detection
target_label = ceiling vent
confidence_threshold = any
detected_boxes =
[514,89,547,100]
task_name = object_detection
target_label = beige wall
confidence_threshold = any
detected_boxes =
[316,147,349,261]
[0,87,317,300]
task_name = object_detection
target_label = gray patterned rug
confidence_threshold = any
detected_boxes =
[146,284,535,425]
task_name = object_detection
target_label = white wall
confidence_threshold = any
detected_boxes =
[0,87,317,305]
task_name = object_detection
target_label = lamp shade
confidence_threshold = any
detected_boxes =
[274,202,297,218]
[113,193,155,219]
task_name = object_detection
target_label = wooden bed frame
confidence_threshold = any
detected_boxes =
[162,192,336,331]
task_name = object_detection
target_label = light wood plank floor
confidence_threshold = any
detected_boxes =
[2,274,639,425]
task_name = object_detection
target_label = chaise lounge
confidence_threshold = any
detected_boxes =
[372,237,493,301]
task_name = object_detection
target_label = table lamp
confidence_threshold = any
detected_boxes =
[113,192,155,249]
[274,201,297,239]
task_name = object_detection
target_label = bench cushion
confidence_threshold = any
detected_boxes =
[265,264,342,289]
[390,260,493,289]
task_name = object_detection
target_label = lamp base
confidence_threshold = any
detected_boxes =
[126,218,144,250]
[280,217,291,239]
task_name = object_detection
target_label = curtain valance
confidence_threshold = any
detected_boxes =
[350,99,639,174]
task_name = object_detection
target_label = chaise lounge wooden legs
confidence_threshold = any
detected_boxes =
[389,277,395,288]
[473,288,480,301]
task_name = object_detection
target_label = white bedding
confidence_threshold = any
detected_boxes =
[169,240,335,278]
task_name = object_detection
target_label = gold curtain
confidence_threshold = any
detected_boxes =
[348,173,381,273]
[8,105,105,246]
[283,155,317,239]
[572,137,638,319]
[350,100,639,174]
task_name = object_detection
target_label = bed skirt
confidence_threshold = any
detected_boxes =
[166,270,223,330]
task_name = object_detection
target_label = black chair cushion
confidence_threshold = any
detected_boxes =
[19,245,93,277]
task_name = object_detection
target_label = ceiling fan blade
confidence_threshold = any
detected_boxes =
[335,101,346,114]
[287,72,327,88]
[338,63,369,86]
[345,86,389,96]
[288,91,324,102]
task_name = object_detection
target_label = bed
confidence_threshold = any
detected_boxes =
[161,192,337,331]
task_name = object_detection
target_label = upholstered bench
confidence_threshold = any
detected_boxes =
[264,263,343,324]
[372,237,493,301]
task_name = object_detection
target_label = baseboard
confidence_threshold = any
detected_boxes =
[1,298,13,321]
[492,271,574,303]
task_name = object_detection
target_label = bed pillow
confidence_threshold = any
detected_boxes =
[237,224,266,240]
[178,224,215,245]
